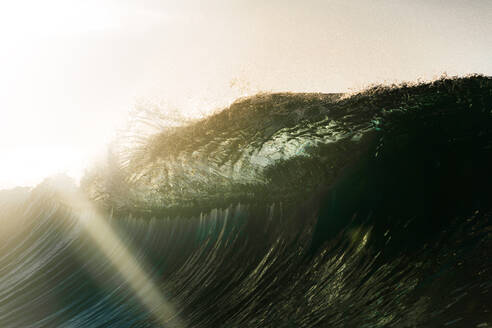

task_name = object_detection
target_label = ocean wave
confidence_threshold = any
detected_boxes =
[1,75,491,327]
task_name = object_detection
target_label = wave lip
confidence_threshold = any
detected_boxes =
[83,75,492,217]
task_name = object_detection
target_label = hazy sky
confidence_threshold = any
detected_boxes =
[0,0,491,188]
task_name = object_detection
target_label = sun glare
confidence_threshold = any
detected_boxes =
[0,146,88,188]
[0,0,126,190]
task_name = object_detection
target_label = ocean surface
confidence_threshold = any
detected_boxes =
[1,76,491,327]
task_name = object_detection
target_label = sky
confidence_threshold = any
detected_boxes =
[0,0,491,188]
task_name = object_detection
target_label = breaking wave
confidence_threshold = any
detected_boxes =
[1,76,492,327]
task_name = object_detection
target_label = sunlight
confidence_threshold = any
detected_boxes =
[0,0,169,190]
[0,0,121,190]
[63,187,185,328]
[0,146,87,189]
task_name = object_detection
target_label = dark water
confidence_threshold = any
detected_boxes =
[1,76,492,327]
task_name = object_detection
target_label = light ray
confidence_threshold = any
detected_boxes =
[62,188,185,328]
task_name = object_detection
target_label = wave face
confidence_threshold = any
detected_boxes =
[1,76,492,327]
